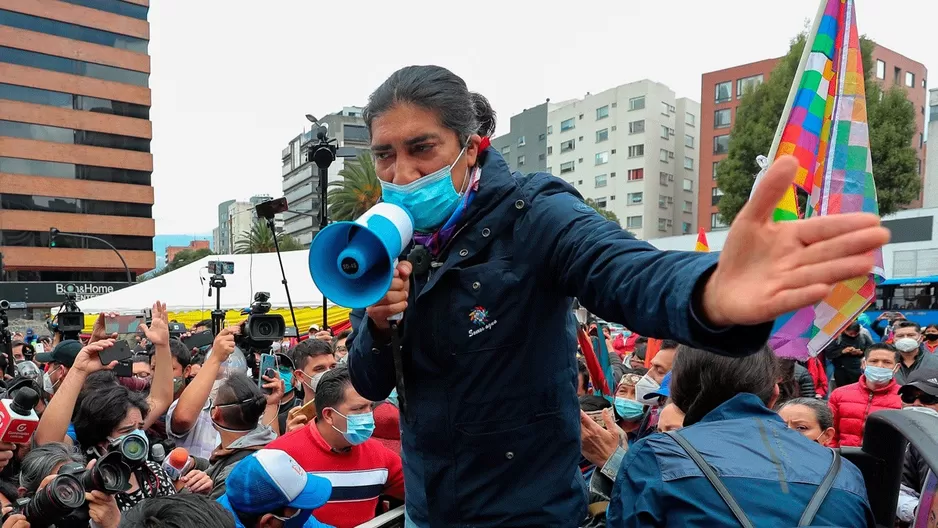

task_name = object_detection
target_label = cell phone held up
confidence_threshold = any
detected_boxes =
[258,353,277,394]
[100,340,133,377]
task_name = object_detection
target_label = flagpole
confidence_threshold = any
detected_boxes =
[766,0,830,163]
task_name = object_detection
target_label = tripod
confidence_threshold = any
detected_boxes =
[207,274,227,336]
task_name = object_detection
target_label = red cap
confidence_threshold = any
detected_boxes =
[168,447,189,468]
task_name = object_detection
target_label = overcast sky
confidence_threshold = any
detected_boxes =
[147,0,936,235]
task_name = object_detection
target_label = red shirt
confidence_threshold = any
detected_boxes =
[268,422,405,528]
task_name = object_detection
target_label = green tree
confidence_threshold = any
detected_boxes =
[715,33,920,225]
[584,198,620,225]
[234,220,304,254]
[328,152,381,221]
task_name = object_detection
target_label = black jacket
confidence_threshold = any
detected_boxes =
[795,363,816,398]
[823,333,873,387]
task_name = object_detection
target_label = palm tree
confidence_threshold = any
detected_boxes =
[328,152,381,221]
[235,220,304,254]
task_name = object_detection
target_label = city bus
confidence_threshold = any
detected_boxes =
[866,275,938,328]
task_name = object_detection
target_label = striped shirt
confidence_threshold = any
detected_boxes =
[268,421,405,528]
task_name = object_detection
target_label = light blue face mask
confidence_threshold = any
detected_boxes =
[330,409,375,445]
[864,365,895,385]
[614,397,645,421]
[379,147,467,232]
[386,388,399,408]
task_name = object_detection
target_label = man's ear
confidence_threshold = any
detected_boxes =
[258,513,278,528]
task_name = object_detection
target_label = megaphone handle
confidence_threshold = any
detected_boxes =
[389,320,408,418]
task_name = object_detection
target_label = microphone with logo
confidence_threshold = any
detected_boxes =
[162,447,195,482]
[0,386,40,444]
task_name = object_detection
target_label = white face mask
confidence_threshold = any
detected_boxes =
[895,337,920,353]
[904,406,938,418]
[635,374,662,406]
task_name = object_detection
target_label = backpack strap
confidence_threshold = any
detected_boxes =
[797,449,842,526]
[667,431,755,528]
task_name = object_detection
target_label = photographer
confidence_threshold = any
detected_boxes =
[35,302,175,447]
[0,479,28,528]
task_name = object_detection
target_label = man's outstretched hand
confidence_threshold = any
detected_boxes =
[702,155,890,327]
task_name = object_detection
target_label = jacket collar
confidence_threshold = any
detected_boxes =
[697,393,782,425]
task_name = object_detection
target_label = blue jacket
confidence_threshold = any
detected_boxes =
[347,149,773,527]
[608,393,875,527]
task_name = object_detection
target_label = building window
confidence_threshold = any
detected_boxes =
[58,0,148,20]
[683,200,693,213]
[684,157,694,170]
[0,194,151,218]
[595,174,608,188]
[686,113,696,127]
[627,192,643,205]
[518,136,526,146]
[714,134,730,154]
[715,81,732,103]
[659,149,673,162]
[658,197,669,209]
[661,102,670,115]
[712,186,724,206]
[627,216,643,229]
[0,120,151,152]
[906,71,915,88]
[596,105,609,120]
[683,178,694,192]
[0,46,148,87]
[501,146,510,155]
[538,133,546,141]
[547,166,552,173]
[0,157,150,185]
[538,153,545,161]
[547,125,553,135]
[561,118,575,132]
[736,75,764,98]
[0,83,149,119]
[560,161,575,174]
[547,146,553,155]
[595,151,609,165]
[685,134,695,148]
[711,213,728,230]
[518,155,525,166]
[0,8,149,53]
[629,120,645,134]
[714,109,732,129]
[594,198,607,208]
[713,161,721,178]
[628,168,644,181]
[660,125,670,139]
[876,59,886,80]
[659,172,673,185]
[628,145,644,158]
[629,96,645,111]
[682,222,692,234]
[658,218,668,231]
[560,139,575,153]
[596,128,609,143]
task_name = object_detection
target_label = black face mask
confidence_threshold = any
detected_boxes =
[926,333,938,342]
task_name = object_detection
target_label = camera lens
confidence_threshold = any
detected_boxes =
[258,321,273,337]
[24,474,86,524]
[120,435,148,463]
[89,452,131,493]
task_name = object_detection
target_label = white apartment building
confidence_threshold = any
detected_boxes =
[540,80,700,240]
[925,89,938,209]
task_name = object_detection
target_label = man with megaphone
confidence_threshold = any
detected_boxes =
[310,65,889,528]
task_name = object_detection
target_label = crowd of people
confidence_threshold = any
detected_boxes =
[1,305,396,528]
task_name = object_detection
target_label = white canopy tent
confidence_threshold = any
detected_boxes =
[76,251,339,314]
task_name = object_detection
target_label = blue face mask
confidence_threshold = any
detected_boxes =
[864,365,895,385]
[614,397,645,421]
[386,388,399,408]
[379,147,467,232]
[330,409,375,445]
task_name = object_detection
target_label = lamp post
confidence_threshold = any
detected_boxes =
[49,228,133,285]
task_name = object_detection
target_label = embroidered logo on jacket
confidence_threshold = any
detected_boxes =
[469,306,498,337]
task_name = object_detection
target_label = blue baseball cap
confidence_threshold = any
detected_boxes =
[648,372,672,399]
[218,449,332,527]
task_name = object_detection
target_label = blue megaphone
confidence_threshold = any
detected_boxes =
[308,202,414,309]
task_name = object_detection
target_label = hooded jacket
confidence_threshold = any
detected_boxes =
[828,375,901,447]
[206,425,278,499]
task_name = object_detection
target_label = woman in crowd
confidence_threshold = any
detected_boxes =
[205,372,279,499]
[924,324,938,354]
[608,345,874,527]
[777,397,836,446]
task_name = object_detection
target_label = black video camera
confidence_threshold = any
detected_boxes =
[50,293,84,341]
[236,292,285,351]
[4,471,87,527]
[62,452,132,494]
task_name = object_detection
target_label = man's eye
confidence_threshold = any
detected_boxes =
[413,144,432,153]
[374,152,391,160]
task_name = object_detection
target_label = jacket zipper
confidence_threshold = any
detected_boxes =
[864,391,874,420]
